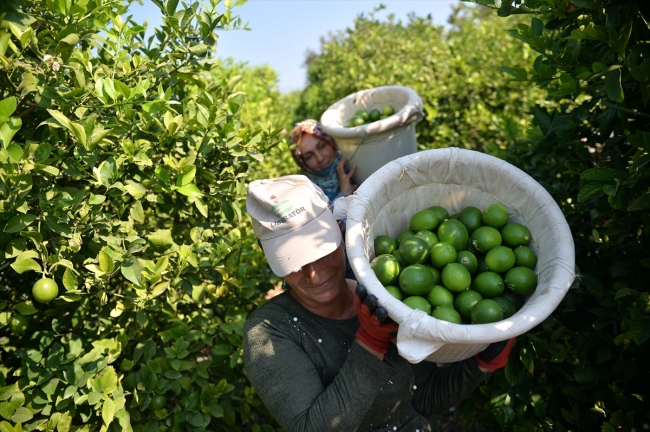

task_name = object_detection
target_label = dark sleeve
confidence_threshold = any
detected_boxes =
[409,357,491,417]
[243,318,392,432]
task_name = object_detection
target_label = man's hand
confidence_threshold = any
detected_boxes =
[354,285,398,356]
[475,338,516,372]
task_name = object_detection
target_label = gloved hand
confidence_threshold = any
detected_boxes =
[475,338,516,370]
[355,285,398,354]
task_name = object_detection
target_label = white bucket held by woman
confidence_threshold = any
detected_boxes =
[340,148,576,363]
[320,85,424,184]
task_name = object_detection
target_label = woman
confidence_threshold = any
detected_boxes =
[244,175,514,432]
[290,119,358,203]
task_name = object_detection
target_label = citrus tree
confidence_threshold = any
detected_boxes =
[296,5,545,155]
[0,0,284,430]
[453,0,650,430]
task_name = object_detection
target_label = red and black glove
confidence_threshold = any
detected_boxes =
[355,285,399,354]
[475,338,516,370]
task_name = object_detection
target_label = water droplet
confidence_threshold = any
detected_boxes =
[293,317,298,321]
[318,339,322,343]
[412,385,417,390]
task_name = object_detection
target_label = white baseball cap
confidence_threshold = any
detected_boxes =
[246,175,342,277]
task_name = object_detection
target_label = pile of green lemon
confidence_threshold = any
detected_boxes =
[371,203,537,325]
[348,105,395,127]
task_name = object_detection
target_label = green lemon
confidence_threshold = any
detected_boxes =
[456,250,478,275]
[441,263,472,293]
[382,104,395,116]
[403,296,432,315]
[349,115,365,127]
[482,203,509,229]
[32,278,59,304]
[415,230,439,248]
[454,290,483,321]
[385,285,404,301]
[9,315,29,334]
[472,271,505,298]
[513,245,537,269]
[432,305,462,324]
[437,219,469,252]
[399,236,430,265]
[371,254,401,286]
[410,209,440,232]
[400,264,436,296]
[485,246,516,274]
[396,229,415,247]
[501,223,532,247]
[426,285,454,308]
[457,206,483,235]
[425,265,442,286]
[429,242,457,269]
[355,109,369,121]
[427,206,450,223]
[470,299,504,324]
[470,226,502,254]
[492,296,517,318]
[476,255,489,274]
[368,109,381,122]
[374,235,397,256]
[504,267,538,296]
[150,394,167,410]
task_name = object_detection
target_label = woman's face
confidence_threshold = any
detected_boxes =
[284,243,348,312]
[299,133,336,172]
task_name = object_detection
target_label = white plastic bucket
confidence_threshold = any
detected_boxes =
[320,86,424,184]
[342,148,575,363]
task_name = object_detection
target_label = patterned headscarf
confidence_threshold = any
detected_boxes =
[290,119,338,173]
[289,119,345,203]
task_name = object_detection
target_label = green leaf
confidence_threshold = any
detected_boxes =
[34,142,52,163]
[605,69,624,103]
[130,201,145,223]
[0,402,14,421]
[11,407,32,423]
[194,199,208,218]
[499,66,527,80]
[99,251,115,273]
[6,144,23,162]
[220,199,234,224]
[177,184,202,200]
[0,117,22,147]
[176,166,196,186]
[166,0,180,15]
[580,167,620,181]
[124,182,146,199]
[147,229,173,252]
[10,258,41,274]
[0,97,17,117]
[102,398,115,426]
[151,281,169,298]
[577,182,606,202]
[62,268,78,291]
[15,301,37,315]
[56,33,79,52]
[121,255,142,285]
[628,194,650,211]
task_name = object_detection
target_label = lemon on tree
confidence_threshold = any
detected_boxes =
[437,219,469,252]
[371,254,401,286]
[400,264,436,296]
[403,296,432,315]
[399,236,430,265]
[150,394,167,410]
[470,299,504,324]
[32,277,59,304]
[501,223,531,247]
[9,315,29,334]
[374,235,397,255]
[441,263,472,293]
[432,305,462,324]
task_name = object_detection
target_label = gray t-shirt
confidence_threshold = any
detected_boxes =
[243,291,489,432]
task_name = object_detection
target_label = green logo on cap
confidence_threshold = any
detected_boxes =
[272,200,293,217]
